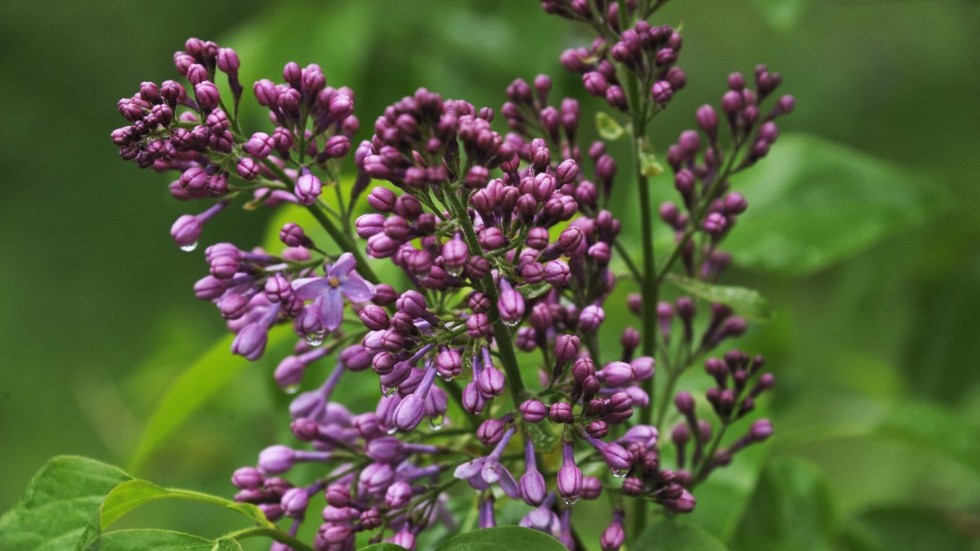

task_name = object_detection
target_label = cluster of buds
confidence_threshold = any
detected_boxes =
[113,0,795,546]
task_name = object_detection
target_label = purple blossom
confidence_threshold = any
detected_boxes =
[293,253,375,332]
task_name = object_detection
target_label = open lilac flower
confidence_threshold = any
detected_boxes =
[293,253,376,332]
[454,426,520,498]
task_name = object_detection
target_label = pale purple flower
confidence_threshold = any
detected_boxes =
[293,252,375,332]
[454,426,520,498]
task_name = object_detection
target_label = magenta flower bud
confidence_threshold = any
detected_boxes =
[466,255,492,279]
[598,361,636,387]
[675,391,696,415]
[543,260,571,286]
[478,227,507,250]
[722,90,743,114]
[170,214,203,248]
[194,81,220,112]
[427,348,460,381]
[385,481,413,509]
[281,487,309,518]
[583,71,609,96]
[439,239,468,275]
[651,80,674,104]
[588,420,610,439]
[601,513,626,551]
[462,382,486,414]
[325,484,350,507]
[358,304,390,331]
[323,135,351,158]
[549,402,574,424]
[578,304,605,332]
[467,313,492,339]
[477,366,505,397]
[602,442,633,473]
[558,443,583,504]
[498,286,525,325]
[276,223,310,249]
[354,213,385,239]
[232,322,270,361]
[582,476,602,500]
[631,357,656,381]
[216,47,240,73]
[697,104,719,134]
[703,212,727,235]
[295,169,322,205]
[367,187,396,212]
[358,463,395,497]
[520,399,547,423]
[258,445,294,474]
[666,489,697,513]
[554,334,580,364]
[393,393,426,430]
[605,85,628,110]
[622,477,645,497]
[231,467,264,489]
[750,419,774,441]
[477,418,507,446]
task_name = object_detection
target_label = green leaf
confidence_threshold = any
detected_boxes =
[82,529,231,551]
[730,458,838,551]
[842,506,974,551]
[435,527,566,551]
[128,325,291,472]
[666,275,773,322]
[726,134,947,275]
[358,545,408,551]
[0,456,132,551]
[750,0,810,31]
[595,111,625,141]
[96,480,273,532]
[635,520,728,551]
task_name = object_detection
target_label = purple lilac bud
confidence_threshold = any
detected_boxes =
[520,399,548,423]
[295,168,323,205]
[557,442,583,505]
[520,440,547,506]
[601,511,626,551]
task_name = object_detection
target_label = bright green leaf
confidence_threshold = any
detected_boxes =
[750,0,810,31]
[435,527,565,551]
[730,458,838,551]
[358,545,408,551]
[667,275,774,322]
[128,325,291,472]
[842,506,974,551]
[97,480,273,532]
[596,112,625,141]
[0,456,132,551]
[726,134,947,275]
[635,520,728,551]
[82,529,221,551]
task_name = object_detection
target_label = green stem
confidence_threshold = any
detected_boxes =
[260,159,380,284]
[225,527,315,551]
[445,189,527,404]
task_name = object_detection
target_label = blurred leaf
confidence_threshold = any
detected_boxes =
[667,275,774,322]
[731,458,837,551]
[840,506,974,551]
[358,545,408,551]
[0,456,131,551]
[596,112,625,141]
[434,527,565,550]
[82,529,238,551]
[726,134,947,275]
[96,480,272,531]
[750,0,810,31]
[127,326,291,472]
[635,520,728,550]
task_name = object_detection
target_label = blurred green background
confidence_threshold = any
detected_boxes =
[1,0,979,548]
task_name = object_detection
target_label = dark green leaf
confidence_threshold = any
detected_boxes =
[0,456,131,551]
[634,520,728,551]
[82,529,232,551]
[127,326,291,472]
[726,134,947,275]
[97,480,273,531]
[667,275,773,322]
[596,112,625,141]
[358,545,409,551]
[841,506,973,551]
[435,527,566,551]
[730,458,837,551]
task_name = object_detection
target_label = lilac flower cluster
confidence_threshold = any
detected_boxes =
[112,1,793,548]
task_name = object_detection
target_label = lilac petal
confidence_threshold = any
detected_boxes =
[294,277,331,300]
[466,475,491,491]
[481,460,501,484]
[496,466,521,499]
[319,288,345,332]
[340,274,376,303]
[329,252,356,278]
[454,458,485,480]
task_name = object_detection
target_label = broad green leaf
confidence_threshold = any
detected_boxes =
[750,0,810,31]
[726,134,946,275]
[596,112,625,141]
[841,506,974,551]
[83,529,234,551]
[0,456,132,551]
[358,545,408,551]
[667,275,773,322]
[97,480,273,531]
[635,520,728,551]
[730,458,837,551]
[128,325,291,472]
[435,527,565,551]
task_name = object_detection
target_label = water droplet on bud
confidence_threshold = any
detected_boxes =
[283,383,301,395]
[305,330,326,346]
[180,241,199,252]
[503,319,520,328]
[610,468,629,479]
[561,496,579,506]
[428,414,445,430]
[381,384,398,397]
